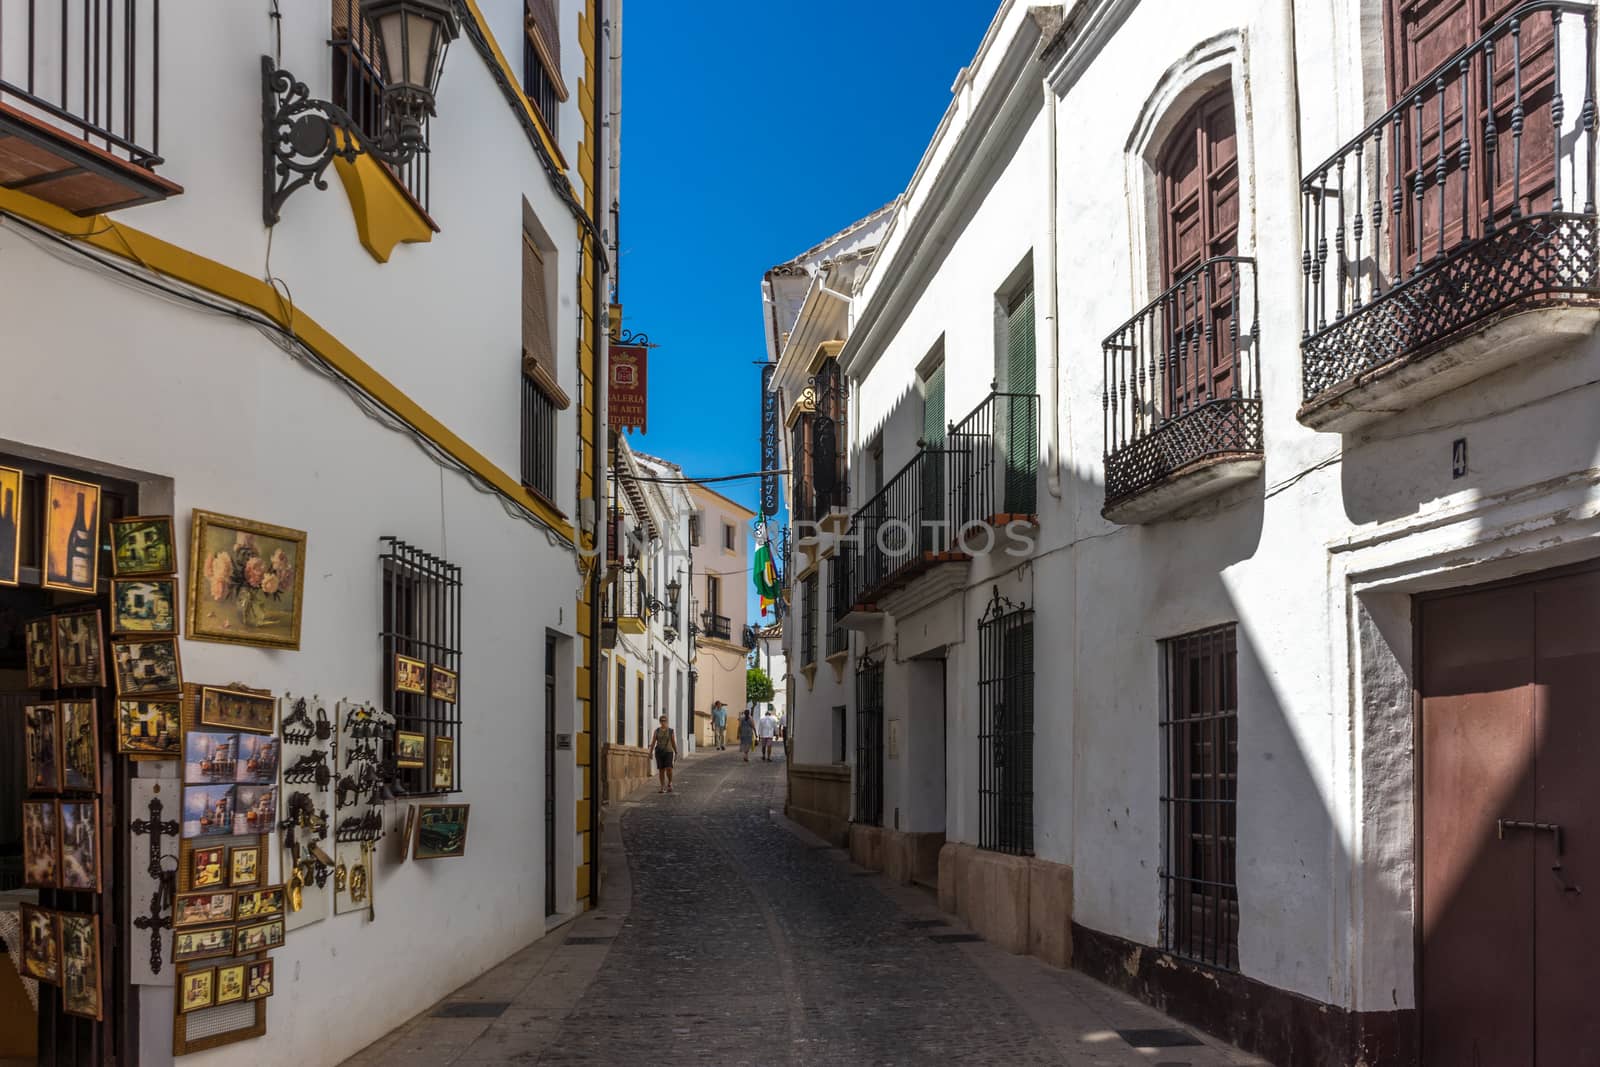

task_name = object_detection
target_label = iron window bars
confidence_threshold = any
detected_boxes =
[607,565,646,625]
[521,5,560,138]
[854,650,884,827]
[825,556,847,656]
[521,371,558,501]
[331,0,430,211]
[977,587,1033,856]
[800,573,817,666]
[1100,257,1262,510]
[1159,624,1239,970]
[0,0,164,168]
[1301,0,1600,403]
[380,536,462,795]
[699,611,731,641]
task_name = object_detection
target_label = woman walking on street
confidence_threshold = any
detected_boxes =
[738,710,756,762]
[653,715,678,793]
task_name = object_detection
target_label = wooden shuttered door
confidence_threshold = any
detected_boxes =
[522,232,568,407]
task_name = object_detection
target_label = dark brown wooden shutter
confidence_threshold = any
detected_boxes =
[522,232,568,406]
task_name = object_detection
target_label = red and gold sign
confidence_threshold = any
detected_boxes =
[608,343,648,433]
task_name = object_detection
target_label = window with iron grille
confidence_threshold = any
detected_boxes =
[832,706,847,764]
[825,557,846,656]
[977,588,1033,855]
[1160,624,1239,970]
[522,0,563,136]
[800,574,817,666]
[636,676,645,747]
[614,656,626,744]
[380,537,462,795]
[521,230,565,502]
[854,654,884,826]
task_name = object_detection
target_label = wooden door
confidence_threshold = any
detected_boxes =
[1419,561,1600,1065]
[1157,87,1239,413]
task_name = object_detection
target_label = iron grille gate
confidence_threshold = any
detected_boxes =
[1159,624,1239,970]
[380,537,463,795]
[854,652,884,827]
[977,587,1034,855]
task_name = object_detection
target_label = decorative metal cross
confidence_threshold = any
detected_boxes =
[130,796,179,973]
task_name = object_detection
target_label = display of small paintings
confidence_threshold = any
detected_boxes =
[43,475,101,594]
[235,785,278,834]
[200,685,276,734]
[236,733,279,782]
[172,925,233,964]
[25,616,56,689]
[58,912,102,1020]
[246,958,274,1000]
[394,654,427,694]
[235,917,284,954]
[183,785,237,840]
[178,966,215,1013]
[112,638,182,696]
[185,730,241,783]
[174,891,234,929]
[229,846,260,888]
[394,730,425,768]
[22,800,59,887]
[234,885,285,921]
[111,577,177,635]
[412,803,470,860]
[24,703,59,792]
[111,515,176,577]
[215,963,246,1006]
[117,699,180,756]
[59,800,100,892]
[19,903,60,984]
[186,510,307,650]
[429,665,458,703]
[57,701,99,792]
[432,736,454,791]
[54,611,105,688]
[0,464,20,586]
[191,846,225,888]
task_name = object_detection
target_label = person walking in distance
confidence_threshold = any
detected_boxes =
[652,715,678,794]
[757,707,778,762]
[737,710,756,762]
[710,700,728,751]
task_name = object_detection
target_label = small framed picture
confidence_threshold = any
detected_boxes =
[229,846,261,888]
[59,800,101,893]
[0,465,21,587]
[24,703,59,792]
[431,736,454,790]
[394,730,426,769]
[235,917,285,954]
[236,785,278,834]
[184,729,241,784]
[178,966,216,1014]
[190,846,225,889]
[412,803,470,860]
[172,925,233,964]
[42,475,101,594]
[58,912,102,1020]
[394,654,427,694]
[186,510,307,650]
[199,685,276,734]
[429,665,458,703]
[57,702,99,793]
[234,885,286,921]
[214,963,247,1007]
[174,890,235,929]
[117,699,180,757]
[183,786,239,840]
[54,611,105,688]
[110,515,176,577]
[246,958,274,1000]
[19,903,60,984]
[22,800,60,887]
[236,733,279,783]
[110,578,178,635]
[25,617,56,689]
[111,638,182,696]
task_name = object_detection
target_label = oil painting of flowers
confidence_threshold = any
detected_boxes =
[186,511,306,650]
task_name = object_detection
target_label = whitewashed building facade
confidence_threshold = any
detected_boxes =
[772,2,1600,1064]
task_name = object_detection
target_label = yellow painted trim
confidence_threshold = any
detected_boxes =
[0,186,575,544]
[616,617,646,636]
[332,131,436,263]
[461,0,571,173]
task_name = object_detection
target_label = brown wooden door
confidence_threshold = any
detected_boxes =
[1419,561,1600,1066]
[1156,87,1238,414]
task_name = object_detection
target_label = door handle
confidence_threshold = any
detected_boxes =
[1497,818,1563,855]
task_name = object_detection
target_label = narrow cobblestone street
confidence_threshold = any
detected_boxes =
[346,750,1263,1066]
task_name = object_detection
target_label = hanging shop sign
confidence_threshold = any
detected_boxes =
[608,338,649,434]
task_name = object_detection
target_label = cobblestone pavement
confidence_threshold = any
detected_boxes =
[344,750,1266,1067]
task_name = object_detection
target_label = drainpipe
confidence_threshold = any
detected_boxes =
[1042,73,1063,499]
[587,0,608,909]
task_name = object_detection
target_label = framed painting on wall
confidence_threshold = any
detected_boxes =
[54,611,105,688]
[412,803,470,860]
[22,801,59,886]
[199,685,276,734]
[25,616,57,689]
[19,903,60,984]
[58,911,103,1020]
[111,578,178,635]
[42,475,100,593]
[57,701,100,792]
[0,465,21,587]
[112,638,183,696]
[59,800,101,893]
[24,703,59,792]
[186,510,306,650]
[117,699,181,757]
[111,515,176,577]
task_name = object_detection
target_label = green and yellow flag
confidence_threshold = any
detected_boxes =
[752,521,779,618]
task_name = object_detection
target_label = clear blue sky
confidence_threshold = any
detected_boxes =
[618,1,998,531]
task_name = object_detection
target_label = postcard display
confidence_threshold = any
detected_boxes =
[279,692,335,930]
[333,700,392,918]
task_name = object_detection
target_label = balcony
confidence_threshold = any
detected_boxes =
[1101,257,1262,524]
[608,567,647,636]
[1299,1,1600,432]
[699,612,732,642]
[0,0,180,214]
[836,391,1039,625]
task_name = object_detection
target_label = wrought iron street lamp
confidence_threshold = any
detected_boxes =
[262,0,459,225]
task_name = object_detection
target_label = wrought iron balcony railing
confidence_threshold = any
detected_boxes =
[1301,1,1600,410]
[332,0,430,211]
[1101,256,1262,514]
[699,612,731,642]
[606,567,647,628]
[947,391,1040,523]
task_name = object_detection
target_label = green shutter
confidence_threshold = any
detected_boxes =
[1002,286,1037,515]
[1004,286,1036,396]
[920,362,947,547]
[922,362,946,446]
